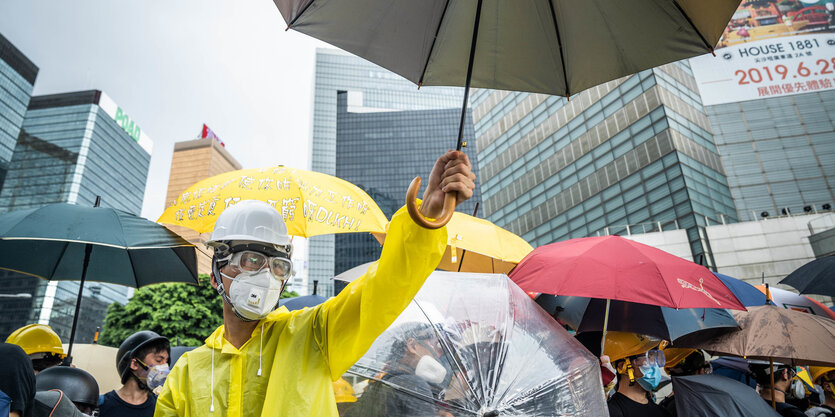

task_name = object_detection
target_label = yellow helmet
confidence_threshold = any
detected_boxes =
[333,378,357,403]
[662,348,697,372]
[5,324,65,358]
[604,332,662,362]
[810,366,835,384]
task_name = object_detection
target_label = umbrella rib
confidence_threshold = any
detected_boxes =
[46,241,72,280]
[546,0,570,96]
[287,0,317,29]
[669,0,713,52]
[126,250,142,288]
[0,237,192,250]
[417,0,452,86]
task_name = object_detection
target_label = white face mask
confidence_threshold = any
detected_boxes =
[415,355,447,385]
[789,379,806,399]
[222,269,284,320]
[146,364,170,392]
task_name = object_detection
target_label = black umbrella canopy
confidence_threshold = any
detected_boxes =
[672,374,780,417]
[537,294,740,343]
[780,256,835,298]
[279,294,328,311]
[275,0,740,97]
[0,203,198,359]
[0,203,197,286]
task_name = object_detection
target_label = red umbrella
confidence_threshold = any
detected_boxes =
[510,236,746,310]
[510,236,745,354]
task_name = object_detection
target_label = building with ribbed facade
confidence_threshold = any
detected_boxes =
[471,62,738,267]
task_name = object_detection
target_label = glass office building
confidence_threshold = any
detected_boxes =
[471,62,738,266]
[0,32,38,192]
[310,48,465,296]
[0,90,153,342]
[333,91,480,293]
[705,91,835,221]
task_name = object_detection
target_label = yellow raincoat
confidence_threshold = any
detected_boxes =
[155,206,447,417]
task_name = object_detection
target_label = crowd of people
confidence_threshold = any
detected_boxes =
[0,150,833,417]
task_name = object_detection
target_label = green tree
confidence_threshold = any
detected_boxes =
[99,274,299,347]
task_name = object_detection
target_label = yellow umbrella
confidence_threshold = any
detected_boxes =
[158,166,389,236]
[374,211,533,274]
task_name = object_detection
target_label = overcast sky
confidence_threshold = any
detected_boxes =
[1,0,328,219]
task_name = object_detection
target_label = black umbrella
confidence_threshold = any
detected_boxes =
[672,374,780,417]
[0,200,197,359]
[170,346,197,366]
[279,295,328,311]
[780,256,835,297]
[276,0,741,228]
[536,294,740,343]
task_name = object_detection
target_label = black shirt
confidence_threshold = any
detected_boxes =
[608,392,673,417]
[772,400,807,417]
[98,390,156,417]
[0,343,35,417]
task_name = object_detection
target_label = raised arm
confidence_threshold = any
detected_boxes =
[316,151,475,379]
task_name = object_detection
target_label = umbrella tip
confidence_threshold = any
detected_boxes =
[285,25,291,31]
[710,47,716,57]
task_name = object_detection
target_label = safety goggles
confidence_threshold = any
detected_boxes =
[631,349,666,368]
[228,250,292,280]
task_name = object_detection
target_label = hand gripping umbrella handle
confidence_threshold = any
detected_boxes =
[406,177,455,229]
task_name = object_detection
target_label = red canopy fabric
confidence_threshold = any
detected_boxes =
[509,236,745,310]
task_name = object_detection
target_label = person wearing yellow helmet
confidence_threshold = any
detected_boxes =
[5,323,66,374]
[808,367,835,416]
[658,349,711,416]
[605,332,671,417]
[155,151,475,417]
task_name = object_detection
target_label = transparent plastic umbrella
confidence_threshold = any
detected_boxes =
[340,271,608,417]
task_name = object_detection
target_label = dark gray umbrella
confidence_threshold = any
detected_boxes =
[779,256,835,297]
[279,295,328,311]
[275,0,741,228]
[276,0,737,98]
[0,202,197,358]
[672,374,780,417]
[536,294,740,342]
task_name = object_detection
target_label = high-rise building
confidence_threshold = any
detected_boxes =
[704,91,835,222]
[0,90,153,342]
[471,62,738,266]
[310,48,465,296]
[333,91,481,293]
[685,0,835,222]
[164,131,242,275]
[0,32,38,191]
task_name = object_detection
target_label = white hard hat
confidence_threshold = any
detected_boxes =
[207,200,291,249]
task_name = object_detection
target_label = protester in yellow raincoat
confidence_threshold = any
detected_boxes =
[155,151,475,417]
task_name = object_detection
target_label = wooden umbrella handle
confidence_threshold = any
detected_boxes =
[406,177,455,229]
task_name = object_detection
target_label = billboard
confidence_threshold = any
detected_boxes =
[689,0,835,106]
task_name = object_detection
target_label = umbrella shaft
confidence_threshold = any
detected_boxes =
[601,298,611,356]
[67,243,93,359]
[456,0,483,151]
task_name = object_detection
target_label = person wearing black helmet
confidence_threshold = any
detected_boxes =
[751,362,806,417]
[99,331,170,417]
[35,366,99,416]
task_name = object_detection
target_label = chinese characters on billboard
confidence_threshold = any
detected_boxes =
[689,0,835,105]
